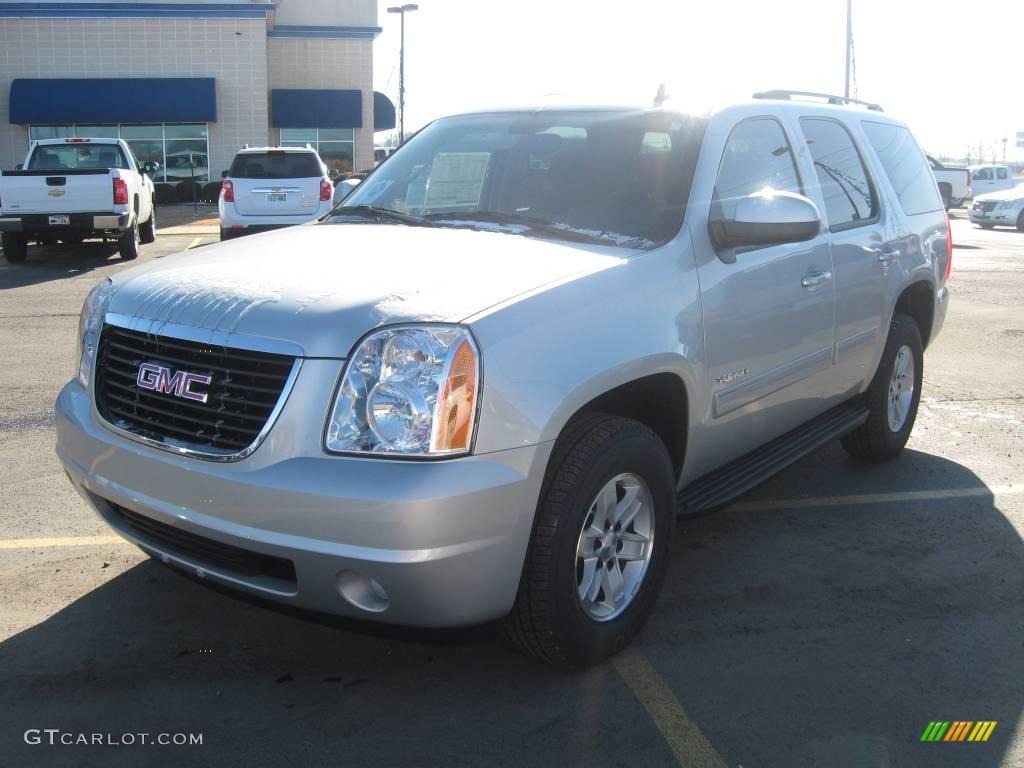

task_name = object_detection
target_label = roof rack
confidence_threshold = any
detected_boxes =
[752,90,884,112]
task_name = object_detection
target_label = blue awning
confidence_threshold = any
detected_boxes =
[9,78,217,124]
[271,89,362,129]
[373,91,396,131]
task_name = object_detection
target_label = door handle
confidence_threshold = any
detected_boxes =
[877,248,899,263]
[800,270,832,287]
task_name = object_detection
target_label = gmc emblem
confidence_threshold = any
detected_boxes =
[136,362,212,404]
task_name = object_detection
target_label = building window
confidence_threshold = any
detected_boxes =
[29,124,209,182]
[280,128,355,175]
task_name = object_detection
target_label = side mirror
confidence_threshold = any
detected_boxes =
[221,170,229,179]
[15,163,23,171]
[709,191,820,260]
[328,168,340,179]
[141,161,160,175]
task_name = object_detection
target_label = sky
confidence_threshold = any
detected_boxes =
[373,0,1024,164]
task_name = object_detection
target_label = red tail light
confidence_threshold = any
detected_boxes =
[944,213,953,282]
[222,179,234,203]
[113,178,128,205]
[320,178,333,202]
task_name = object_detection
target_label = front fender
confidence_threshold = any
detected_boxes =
[467,237,706,459]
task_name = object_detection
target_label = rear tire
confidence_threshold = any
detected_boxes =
[219,228,233,241]
[841,313,923,462]
[139,201,156,244]
[118,219,140,261]
[502,413,675,667]
[1,232,27,263]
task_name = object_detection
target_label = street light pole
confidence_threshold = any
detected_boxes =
[387,4,418,145]
[844,0,853,99]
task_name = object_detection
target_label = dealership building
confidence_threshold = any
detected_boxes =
[0,0,395,185]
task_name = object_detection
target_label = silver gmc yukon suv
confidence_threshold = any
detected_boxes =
[55,91,951,666]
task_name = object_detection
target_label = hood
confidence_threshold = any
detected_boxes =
[107,222,628,357]
[974,185,1024,203]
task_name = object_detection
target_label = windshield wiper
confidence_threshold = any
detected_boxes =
[423,210,645,246]
[324,205,435,227]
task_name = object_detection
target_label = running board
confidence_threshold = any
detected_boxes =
[677,401,869,517]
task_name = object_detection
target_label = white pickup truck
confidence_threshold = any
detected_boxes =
[926,155,970,209]
[0,138,157,263]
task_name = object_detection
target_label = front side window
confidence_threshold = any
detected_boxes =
[801,118,876,230]
[340,110,706,248]
[973,167,993,181]
[712,117,802,221]
[861,121,941,216]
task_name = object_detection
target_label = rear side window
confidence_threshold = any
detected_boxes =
[862,122,942,215]
[27,144,129,170]
[713,117,802,220]
[997,166,1009,180]
[229,151,322,179]
[800,118,877,230]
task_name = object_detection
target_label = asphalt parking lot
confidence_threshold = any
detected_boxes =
[1,210,1022,768]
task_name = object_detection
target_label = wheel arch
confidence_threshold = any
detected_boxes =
[893,280,936,349]
[546,368,691,482]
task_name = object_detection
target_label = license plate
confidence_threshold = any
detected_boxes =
[48,215,70,225]
[266,193,287,203]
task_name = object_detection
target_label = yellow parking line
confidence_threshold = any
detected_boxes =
[613,652,727,768]
[186,236,204,250]
[730,484,1024,513]
[0,535,129,550]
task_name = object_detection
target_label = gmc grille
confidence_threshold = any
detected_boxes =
[976,201,998,212]
[95,324,296,457]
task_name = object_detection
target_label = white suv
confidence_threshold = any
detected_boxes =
[218,146,334,240]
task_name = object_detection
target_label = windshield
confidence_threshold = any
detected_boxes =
[340,110,706,248]
[27,143,129,170]
[229,151,323,179]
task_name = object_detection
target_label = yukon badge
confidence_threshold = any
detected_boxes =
[716,367,749,385]
[136,362,212,404]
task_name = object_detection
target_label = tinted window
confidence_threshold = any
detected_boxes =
[801,118,876,229]
[973,167,992,180]
[28,143,129,170]
[229,151,322,179]
[862,122,942,216]
[997,167,1009,180]
[342,110,707,248]
[713,117,802,220]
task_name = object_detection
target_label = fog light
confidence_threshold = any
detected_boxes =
[336,570,389,613]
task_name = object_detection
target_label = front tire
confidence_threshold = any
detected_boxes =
[841,313,924,462]
[1,232,28,263]
[502,414,675,667]
[1016,211,1024,233]
[139,201,156,244]
[118,219,140,261]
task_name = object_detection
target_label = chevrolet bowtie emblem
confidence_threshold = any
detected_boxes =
[47,189,65,197]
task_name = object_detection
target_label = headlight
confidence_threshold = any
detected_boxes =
[75,277,115,388]
[325,325,480,457]
[997,200,1017,210]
